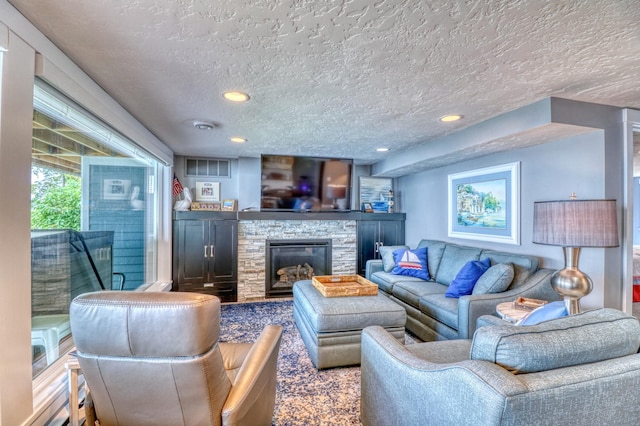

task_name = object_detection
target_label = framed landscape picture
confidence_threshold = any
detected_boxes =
[448,162,520,245]
[359,177,392,212]
[221,199,237,211]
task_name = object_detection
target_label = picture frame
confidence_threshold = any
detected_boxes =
[102,179,131,200]
[448,162,520,245]
[195,181,221,202]
[221,199,237,211]
[359,177,392,213]
[190,202,221,211]
[363,202,373,213]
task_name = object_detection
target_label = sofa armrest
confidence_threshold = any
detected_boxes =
[365,259,384,279]
[457,269,559,339]
[222,324,283,426]
[476,314,507,330]
[360,326,525,426]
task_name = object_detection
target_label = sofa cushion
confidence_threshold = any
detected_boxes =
[416,240,447,280]
[391,247,430,280]
[479,250,539,288]
[446,258,491,298]
[470,308,640,374]
[370,271,424,294]
[434,245,482,286]
[472,263,514,295]
[392,280,447,309]
[419,293,459,330]
[379,245,409,272]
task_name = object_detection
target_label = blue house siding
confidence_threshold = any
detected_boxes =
[88,164,147,290]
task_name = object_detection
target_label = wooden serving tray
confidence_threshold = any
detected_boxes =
[312,275,378,297]
[513,297,547,311]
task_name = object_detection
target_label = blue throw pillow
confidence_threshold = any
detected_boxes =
[517,301,568,326]
[445,257,491,298]
[391,247,430,280]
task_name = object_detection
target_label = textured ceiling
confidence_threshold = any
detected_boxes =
[8,0,640,168]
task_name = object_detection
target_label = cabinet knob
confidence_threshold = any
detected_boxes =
[204,245,208,258]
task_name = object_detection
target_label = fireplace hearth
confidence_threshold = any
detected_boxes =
[265,239,331,298]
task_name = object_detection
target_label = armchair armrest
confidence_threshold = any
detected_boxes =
[457,269,559,339]
[222,324,283,426]
[365,259,384,279]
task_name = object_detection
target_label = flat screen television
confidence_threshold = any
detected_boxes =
[261,155,353,211]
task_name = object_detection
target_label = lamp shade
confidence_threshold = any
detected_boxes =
[532,199,619,247]
[326,184,346,199]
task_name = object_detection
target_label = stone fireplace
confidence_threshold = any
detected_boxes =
[237,219,357,301]
[265,239,331,298]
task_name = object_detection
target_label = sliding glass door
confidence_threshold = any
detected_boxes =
[31,81,161,377]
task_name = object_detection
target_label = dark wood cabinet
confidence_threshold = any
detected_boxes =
[173,212,237,302]
[357,214,405,276]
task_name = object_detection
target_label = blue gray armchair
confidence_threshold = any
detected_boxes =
[361,308,640,425]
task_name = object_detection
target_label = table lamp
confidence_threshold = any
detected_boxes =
[532,195,619,314]
[326,184,347,209]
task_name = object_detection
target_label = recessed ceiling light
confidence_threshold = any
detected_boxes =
[376,147,389,152]
[230,137,247,143]
[192,120,218,130]
[440,114,463,122]
[223,91,250,102]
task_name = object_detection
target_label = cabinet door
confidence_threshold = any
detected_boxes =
[208,220,237,282]
[357,221,381,275]
[378,220,405,248]
[175,220,209,285]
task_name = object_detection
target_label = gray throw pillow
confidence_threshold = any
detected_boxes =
[379,245,409,272]
[472,263,514,295]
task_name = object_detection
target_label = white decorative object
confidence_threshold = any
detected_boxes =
[130,186,144,210]
[173,187,192,211]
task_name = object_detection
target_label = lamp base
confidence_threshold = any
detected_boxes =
[550,247,593,315]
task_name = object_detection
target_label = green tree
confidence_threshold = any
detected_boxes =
[31,167,81,230]
[483,192,498,211]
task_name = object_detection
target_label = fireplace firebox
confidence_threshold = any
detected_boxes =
[265,239,331,298]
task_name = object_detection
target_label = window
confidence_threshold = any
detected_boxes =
[185,157,230,177]
[30,82,161,378]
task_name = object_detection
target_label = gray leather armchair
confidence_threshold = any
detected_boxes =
[70,291,282,426]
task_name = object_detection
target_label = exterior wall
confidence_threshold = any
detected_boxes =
[237,220,357,301]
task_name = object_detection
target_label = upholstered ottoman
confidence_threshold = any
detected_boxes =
[293,279,406,369]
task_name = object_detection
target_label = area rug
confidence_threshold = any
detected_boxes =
[219,299,417,426]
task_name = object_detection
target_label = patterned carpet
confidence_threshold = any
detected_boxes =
[219,299,417,426]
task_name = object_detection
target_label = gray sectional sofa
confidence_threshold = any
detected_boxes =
[365,239,560,341]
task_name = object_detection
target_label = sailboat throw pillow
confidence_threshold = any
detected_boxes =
[391,247,430,280]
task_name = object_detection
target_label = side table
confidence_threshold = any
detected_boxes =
[496,302,531,324]
[65,352,85,426]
